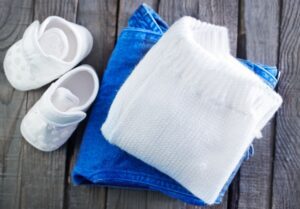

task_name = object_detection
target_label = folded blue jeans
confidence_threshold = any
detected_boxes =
[72,4,279,206]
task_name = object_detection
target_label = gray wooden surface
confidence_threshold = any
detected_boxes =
[0,0,298,209]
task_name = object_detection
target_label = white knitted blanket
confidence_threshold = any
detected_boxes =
[101,17,282,204]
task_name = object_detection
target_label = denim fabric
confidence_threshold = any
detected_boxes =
[239,59,279,88]
[72,4,279,206]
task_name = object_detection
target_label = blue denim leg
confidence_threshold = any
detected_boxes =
[72,3,279,206]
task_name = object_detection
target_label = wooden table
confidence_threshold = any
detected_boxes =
[0,0,298,209]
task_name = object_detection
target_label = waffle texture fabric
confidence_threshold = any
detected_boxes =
[73,4,279,206]
[101,16,282,204]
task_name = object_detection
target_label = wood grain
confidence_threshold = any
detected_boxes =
[66,0,118,209]
[0,0,33,208]
[236,1,280,209]
[75,0,118,75]
[272,0,300,208]
[158,0,238,53]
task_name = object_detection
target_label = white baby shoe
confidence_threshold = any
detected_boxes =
[3,16,93,91]
[20,65,99,152]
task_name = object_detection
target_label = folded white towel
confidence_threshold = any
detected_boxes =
[101,17,282,204]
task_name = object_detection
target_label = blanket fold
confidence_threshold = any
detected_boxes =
[101,16,282,204]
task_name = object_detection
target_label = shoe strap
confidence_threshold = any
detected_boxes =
[37,85,86,127]
[21,21,71,80]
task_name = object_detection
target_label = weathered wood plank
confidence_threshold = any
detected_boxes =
[18,1,78,209]
[272,0,300,209]
[107,189,148,209]
[158,0,238,53]
[76,0,118,75]
[0,0,33,208]
[66,0,118,209]
[108,189,192,209]
[236,1,280,209]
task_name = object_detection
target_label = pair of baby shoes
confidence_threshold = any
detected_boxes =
[3,16,99,151]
